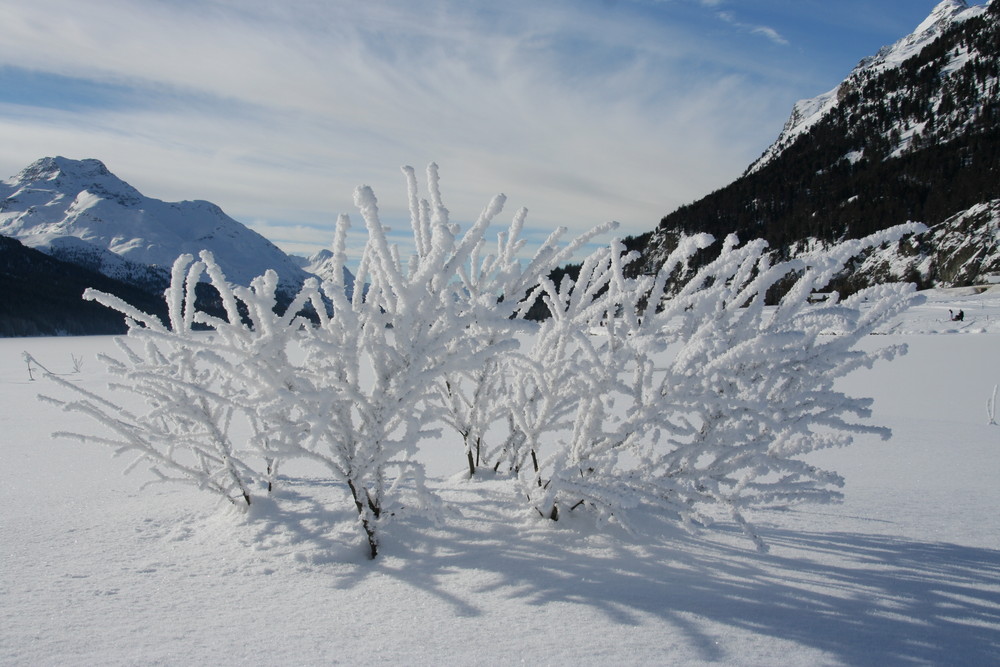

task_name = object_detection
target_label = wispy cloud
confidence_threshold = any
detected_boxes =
[716,10,789,46]
[751,25,790,46]
[0,0,818,259]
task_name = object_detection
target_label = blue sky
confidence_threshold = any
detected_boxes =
[0,0,960,258]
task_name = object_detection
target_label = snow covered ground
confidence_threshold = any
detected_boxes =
[2,287,999,665]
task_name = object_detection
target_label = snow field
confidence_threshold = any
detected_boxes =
[2,286,998,665]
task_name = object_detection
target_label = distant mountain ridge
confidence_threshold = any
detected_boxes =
[0,156,357,336]
[0,156,311,295]
[635,0,999,290]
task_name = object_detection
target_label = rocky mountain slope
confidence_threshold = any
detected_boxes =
[635,0,999,290]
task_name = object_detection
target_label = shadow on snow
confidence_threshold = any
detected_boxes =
[241,476,1000,665]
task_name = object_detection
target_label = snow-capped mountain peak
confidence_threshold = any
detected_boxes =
[289,248,334,273]
[13,156,139,194]
[914,0,970,36]
[859,0,976,73]
[289,248,356,295]
[0,157,311,294]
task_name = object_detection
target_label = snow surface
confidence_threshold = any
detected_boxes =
[2,288,999,665]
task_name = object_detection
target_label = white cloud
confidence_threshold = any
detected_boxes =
[0,0,802,261]
[751,26,790,46]
[716,9,789,46]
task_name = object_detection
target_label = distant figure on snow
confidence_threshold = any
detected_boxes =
[949,309,965,322]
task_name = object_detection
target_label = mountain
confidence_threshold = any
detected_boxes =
[0,157,311,295]
[0,235,169,337]
[289,248,333,272]
[0,157,355,335]
[747,0,988,175]
[634,0,1000,290]
[289,248,357,296]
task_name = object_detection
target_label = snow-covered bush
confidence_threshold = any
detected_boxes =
[267,165,531,558]
[433,183,616,476]
[500,227,924,548]
[37,252,313,507]
[36,163,925,557]
[37,164,610,558]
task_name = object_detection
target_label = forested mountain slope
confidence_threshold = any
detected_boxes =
[635,0,999,289]
[0,235,168,336]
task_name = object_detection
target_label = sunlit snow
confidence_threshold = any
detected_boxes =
[2,286,998,665]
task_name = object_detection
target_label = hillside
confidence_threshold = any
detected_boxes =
[636,0,1000,289]
[0,235,169,337]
